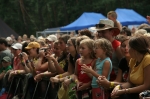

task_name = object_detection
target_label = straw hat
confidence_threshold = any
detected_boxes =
[90,19,120,36]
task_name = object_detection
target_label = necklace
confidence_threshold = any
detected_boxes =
[134,56,144,67]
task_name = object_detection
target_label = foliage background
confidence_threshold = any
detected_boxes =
[0,0,150,36]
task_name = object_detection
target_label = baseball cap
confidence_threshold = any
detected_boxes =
[11,43,22,50]
[2,56,11,62]
[46,35,57,42]
[25,42,40,49]
[6,37,12,41]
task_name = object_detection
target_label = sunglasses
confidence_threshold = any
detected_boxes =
[96,24,105,28]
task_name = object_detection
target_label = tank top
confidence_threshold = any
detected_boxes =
[77,58,94,83]
[91,57,112,88]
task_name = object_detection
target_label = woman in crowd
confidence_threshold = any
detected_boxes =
[111,35,150,99]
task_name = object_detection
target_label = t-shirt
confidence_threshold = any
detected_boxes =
[129,53,150,85]
[118,58,129,82]
[91,57,112,88]
[0,65,12,73]
[57,53,69,72]
[110,39,121,81]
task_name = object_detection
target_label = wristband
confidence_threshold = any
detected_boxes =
[119,84,123,89]
[75,79,78,83]
[59,74,63,78]
[110,82,115,88]
[17,70,20,74]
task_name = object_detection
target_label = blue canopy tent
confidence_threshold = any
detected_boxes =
[60,12,106,30]
[115,8,148,26]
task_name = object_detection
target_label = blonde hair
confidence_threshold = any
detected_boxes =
[94,38,113,57]
[107,11,117,18]
[80,39,95,59]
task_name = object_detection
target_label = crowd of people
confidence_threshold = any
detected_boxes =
[1,11,150,99]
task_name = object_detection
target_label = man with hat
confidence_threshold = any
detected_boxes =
[91,19,123,81]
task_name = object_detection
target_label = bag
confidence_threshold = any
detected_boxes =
[92,87,109,99]
[57,85,69,99]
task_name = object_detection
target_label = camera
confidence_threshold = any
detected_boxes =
[19,53,23,57]
[141,90,150,97]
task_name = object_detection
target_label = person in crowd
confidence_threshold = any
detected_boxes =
[75,35,90,53]
[97,36,130,95]
[0,56,12,89]
[50,36,89,83]
[78,29,93,39]
[65,39,96,99]
[51,37,79,82]
[10,34,16,43]
[81,38,113,99]
[22,34,28,41]
[0,38,13,68]
[120,26,131,36]
[34,40,62,81]
[46,34,57,52]
[30,35,36,42]
[91,19,123,81]
[147,15,150,24]
[17,36,23,43]
[37,40,47,48]
[111,35,150,99]
[8,43,25,81]
[107,11,122,31]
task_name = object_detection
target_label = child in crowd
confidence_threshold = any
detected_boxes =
[81,38,113,99]
[72,39,96,99]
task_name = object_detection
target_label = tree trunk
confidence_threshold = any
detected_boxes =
[19,0,28,34]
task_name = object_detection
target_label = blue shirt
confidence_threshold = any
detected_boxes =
[91,57,112,88]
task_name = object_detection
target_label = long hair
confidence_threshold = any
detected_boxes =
[80,39,95,59]
[129,36,150,54]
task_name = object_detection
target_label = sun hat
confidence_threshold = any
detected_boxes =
[90,19,120,36]
[11,43,22,50]
[2,56,11,62]
[25,42,40,49]
[46,35,57,42]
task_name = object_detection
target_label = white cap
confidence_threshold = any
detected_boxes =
[38,36,44,40]
[11,43,22,50]
[46,35,57,42]
[6,37,12,41]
